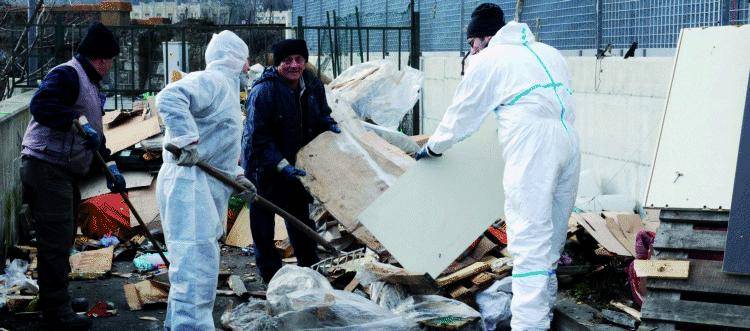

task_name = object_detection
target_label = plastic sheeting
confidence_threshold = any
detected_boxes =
[329,60,423,130]
[0,259,39,309]
[476,277,513,331]
[362,121,420,154]
[265,265,417,330]
[393,295,483,330]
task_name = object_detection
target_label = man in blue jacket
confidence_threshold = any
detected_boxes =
[19,22,123,330]
[242,39,339,282]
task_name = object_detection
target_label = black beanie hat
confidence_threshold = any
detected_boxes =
[272,39,309,66]
[467,3,506,39]
[77,22,120,59]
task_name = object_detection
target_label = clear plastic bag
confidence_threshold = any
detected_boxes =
[476,277,513,331]
[370,281,409,311]
[264,265,417,330]
[329,60,424,130]
[393,295,483,330]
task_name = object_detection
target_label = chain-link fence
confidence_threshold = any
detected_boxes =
[293,0,750,52]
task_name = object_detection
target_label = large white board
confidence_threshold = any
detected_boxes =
[645,25,750,209]
[358,119,504,277]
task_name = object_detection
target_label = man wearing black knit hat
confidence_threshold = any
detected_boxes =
[416,3,580,330]
[20,21,122,330]
[241,39,338,282]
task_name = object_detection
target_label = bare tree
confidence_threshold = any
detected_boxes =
[0,0,44,101]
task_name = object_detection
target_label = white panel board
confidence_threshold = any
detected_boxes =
[645,25,750,209]
[358,119,504,277]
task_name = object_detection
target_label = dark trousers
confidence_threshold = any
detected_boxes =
[20,156,80,316]
[249,174,319,282]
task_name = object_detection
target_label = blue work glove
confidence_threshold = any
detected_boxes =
[78,117,100,150]
[328,123,341,134]
[415,146,442,161]
[280,164,307,181]
[106,161,126,193]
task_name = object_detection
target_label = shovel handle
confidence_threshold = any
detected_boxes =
[164,144,340,254]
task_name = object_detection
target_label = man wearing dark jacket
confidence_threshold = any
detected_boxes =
[20,22,123,330]
[242,39,339,282]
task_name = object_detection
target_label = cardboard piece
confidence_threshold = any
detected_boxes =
[573,213,632,256]
[104,112,161,153]
[602,212,644,256]
[69,246,114,278]
[358,119,504,277]
[80,172,154,200]
[127,180,159,227]
[634,260,690,279]
[224,207,288,248]
[124,280,169,310]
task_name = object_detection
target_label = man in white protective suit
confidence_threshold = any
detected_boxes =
[415,3,580,330]
[155,30,256,329]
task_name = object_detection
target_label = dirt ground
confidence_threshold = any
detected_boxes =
[0,246,263,331]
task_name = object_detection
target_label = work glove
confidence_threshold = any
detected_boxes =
[236,174,257,201]
[415,146,442,161]
[280,164,307,181]
[328,123,341,134]
[106,161,127,193]
[78,117,100,150]
[175,144,199,166]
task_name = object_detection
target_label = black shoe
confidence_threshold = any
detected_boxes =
[43,311,92,331]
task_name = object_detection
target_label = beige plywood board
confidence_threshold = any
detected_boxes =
[80,171,154,200]
[127,180,159,227]
[634,260,690,279]
[224,207,287,248]
[358,119,504,277]
[645,25,750,209]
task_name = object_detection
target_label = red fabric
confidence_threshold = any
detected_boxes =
[78,193,131,239]
[86,301,115,318]
[487,224,507,245]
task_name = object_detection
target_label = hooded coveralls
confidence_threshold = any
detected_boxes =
[155,30,248,330]
[425,22,580,330]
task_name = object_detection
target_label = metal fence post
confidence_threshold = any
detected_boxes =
[409,6,420,135]
[297,16,304,39]
[595,0,603,50]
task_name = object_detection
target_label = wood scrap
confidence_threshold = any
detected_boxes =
[6,295,35,312]
[470,236,498,260]
[435,259,495,288]
[225,209,287,248]
[80,171,154,200]
[470,272,495,287]
[634,260,689,279]
[609,301,641,322]
[275,239,294,258]
[449,286,472,299]
[124,280,169,311]
[227,275,248,299]
[602,212,644,256]
[127,179,158,227]
[410,134,430,147]
[343,278,360,292]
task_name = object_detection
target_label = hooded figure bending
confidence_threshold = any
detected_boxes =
[155,30,255,330]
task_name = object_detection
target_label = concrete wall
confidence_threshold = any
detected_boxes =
[0,90,34,264]
[419,53,674,206]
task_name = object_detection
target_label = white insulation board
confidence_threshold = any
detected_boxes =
[358,119,504,277]
[645,25,750,209]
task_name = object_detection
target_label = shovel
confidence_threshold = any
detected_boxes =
[164,143,340,255]
[73,119,170,266]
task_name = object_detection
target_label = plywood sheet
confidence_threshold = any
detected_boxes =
[69,246,114,275]
[127,180,159,227]
[645,25,750,208]
[104,112,162,153]
[574,213,632,256]
[358,119,504,277]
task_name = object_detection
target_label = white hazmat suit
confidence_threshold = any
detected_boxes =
[155,30,248,330]
[425,22,580,330]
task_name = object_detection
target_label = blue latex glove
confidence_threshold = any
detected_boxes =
[280,164,306,181]
[106,161,127,193]
[328,123,341,134]
[78,117,100,150]
[415,146,442,161]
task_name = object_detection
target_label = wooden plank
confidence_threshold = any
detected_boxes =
[648,259,750,296]
[725,74,750,275]
[358,119,504,277]
[470,272,494,287]
[659,209,729,224]
[634,260,690,279]
[80,171,154,200]
[641,291,750,328]
[225,208,288,248]
[343,278,360,292]
[435,259,494,288]
[449,285,471,299]
[609,301,641,322]
[653,222,726,251]
[104,111,161,153]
